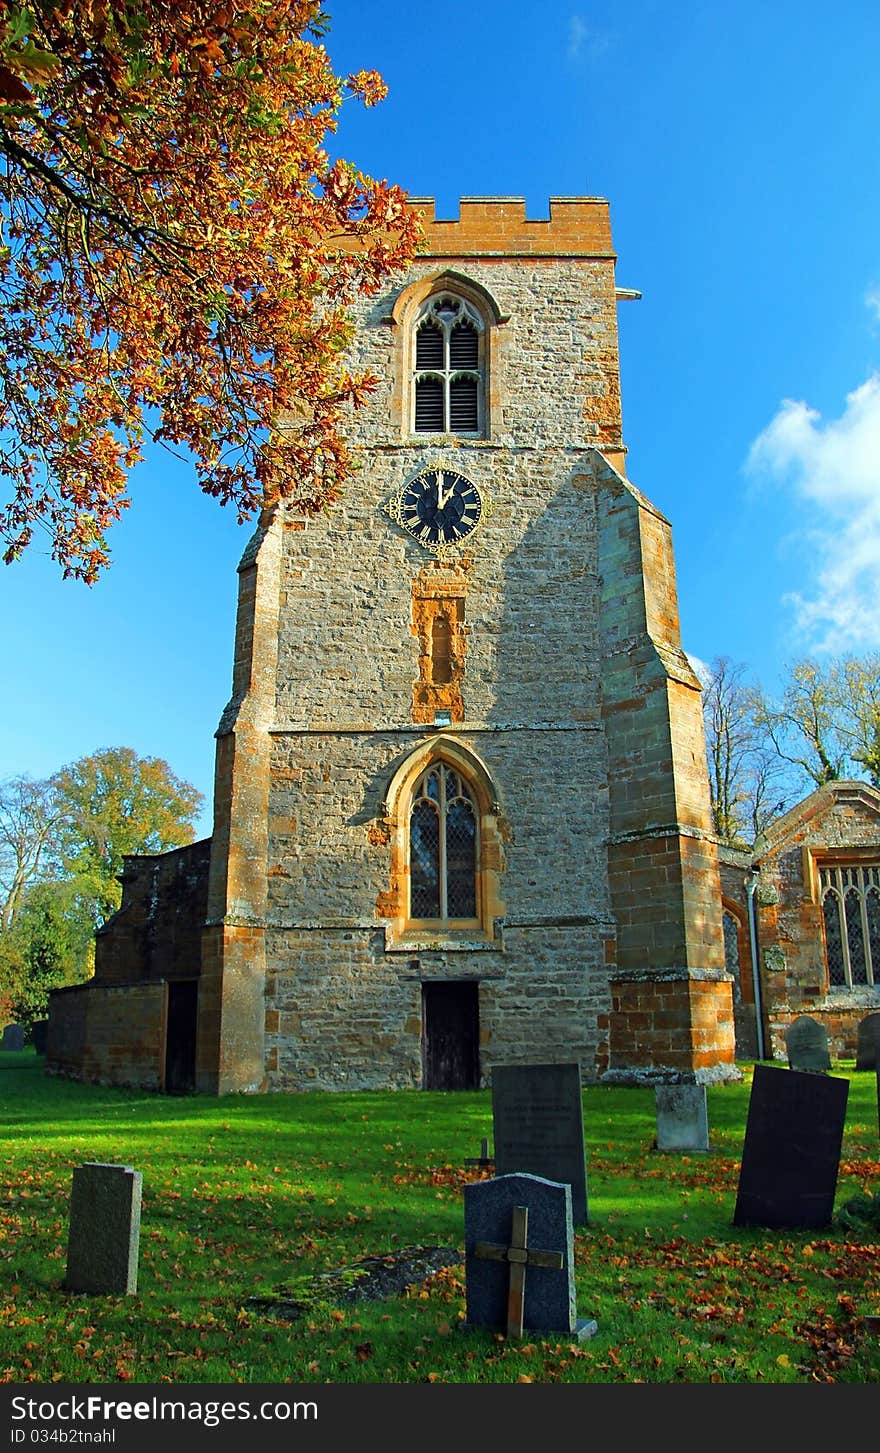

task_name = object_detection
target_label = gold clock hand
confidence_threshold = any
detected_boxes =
[436,471,448,511]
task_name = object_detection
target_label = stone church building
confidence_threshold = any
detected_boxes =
[48,196,742,1094]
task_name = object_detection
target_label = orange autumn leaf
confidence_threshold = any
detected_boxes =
[0,1,419,581]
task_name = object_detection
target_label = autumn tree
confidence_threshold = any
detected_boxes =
[0,1,419,581]
[52,745,204,919]
[830,654,880,786]
[753,658,851,789]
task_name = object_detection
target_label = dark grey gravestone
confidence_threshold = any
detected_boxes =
[491,1062,588,1224]
[65,1163,142,1295]
[655,1083,709,1152]
[733,1064,849,1230]
[1,1024,25,1051]
[30,1020,48,1055]
[785,1016,831,1073]
[464,1172,596,1340]
[855,1012,880,1071]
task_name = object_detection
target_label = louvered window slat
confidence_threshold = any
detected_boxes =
[449,321,478,369]
[415,377,444,433]
[416,322,444,369]
[449,376,478,433]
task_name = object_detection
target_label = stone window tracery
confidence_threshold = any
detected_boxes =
[409,762,478,921]
[819,863,880,990]
[413,294,485,436]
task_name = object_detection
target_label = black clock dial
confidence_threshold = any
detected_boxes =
[399,469,482,548]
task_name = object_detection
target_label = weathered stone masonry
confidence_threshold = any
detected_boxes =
[47,196,737,1092]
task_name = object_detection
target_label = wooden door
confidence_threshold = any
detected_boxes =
[422,981,479,1090]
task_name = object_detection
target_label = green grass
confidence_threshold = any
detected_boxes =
[1,1052,878,1384]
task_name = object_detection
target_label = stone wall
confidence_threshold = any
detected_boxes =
[47,981,166,1089]
[93,838,211,985]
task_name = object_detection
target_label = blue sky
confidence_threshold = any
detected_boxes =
[2,0,880,837]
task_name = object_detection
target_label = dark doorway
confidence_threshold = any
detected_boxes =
[165,980,198,1093]
[422,980,479,1090]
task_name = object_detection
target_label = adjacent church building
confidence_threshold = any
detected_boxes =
[718,780,880,1064]
[49,195,763,1093]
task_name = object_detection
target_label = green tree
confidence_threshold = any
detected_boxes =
[52,746,204,919]
[1,877,94,1028]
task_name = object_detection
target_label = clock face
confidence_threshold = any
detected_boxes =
[396,469,483,551]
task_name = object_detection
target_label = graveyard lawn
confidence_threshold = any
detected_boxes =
[0,1052,878,1385]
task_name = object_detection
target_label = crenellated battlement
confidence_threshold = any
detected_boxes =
[407,195,615,257]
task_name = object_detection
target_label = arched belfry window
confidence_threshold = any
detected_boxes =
[413,294,484,436]
[409,762,478,920]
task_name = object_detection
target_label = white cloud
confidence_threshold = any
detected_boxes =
[866,287,880,325]
[567,15,613,62]
[746,374,880,652]
[686,652,713,688]
[568,15,588,58]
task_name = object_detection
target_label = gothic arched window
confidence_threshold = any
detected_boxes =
[413,294,485,437]
[819,862,880,989]
[409,762,478,921]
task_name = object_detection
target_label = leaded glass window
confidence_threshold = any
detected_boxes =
[722,910,742,1003]
[413,295,484,436]
[819,863,880,989]
[409,763,477,920]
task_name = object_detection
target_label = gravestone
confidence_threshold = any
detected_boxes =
[65,1163,143,1295]
[464,1172,596,1341]
[855,1012,880,1071]
[784,1016,831,1073]
[1,1024,25,1051]
[30,1020,48,1055]
[491,1062,588,1224]
[654,1083,709,1152]
[733,1064,849,1230]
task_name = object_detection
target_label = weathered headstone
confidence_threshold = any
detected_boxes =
[733,1065,849,1230]
[855,1012,880,1071]
[464,1172,596,1341]
[784,1016,831,1073]
[654,1083,709,1152]
[491,1062,588,1223]
[30,1020,48,1055]
[1,1024,25,1051]
[65,1163,142,1295]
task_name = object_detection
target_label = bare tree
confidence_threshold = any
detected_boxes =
[699,656,793,845]
[0,775,60,930]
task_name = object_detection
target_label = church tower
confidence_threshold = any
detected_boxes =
[198,196,737,1093]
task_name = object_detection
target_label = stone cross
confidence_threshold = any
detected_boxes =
[474,1203,564,1337]
[465,1137,494,1169]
